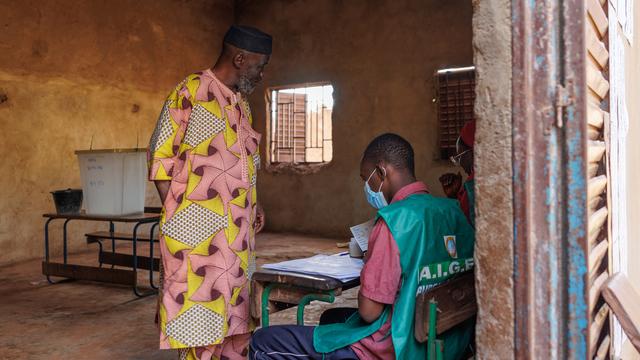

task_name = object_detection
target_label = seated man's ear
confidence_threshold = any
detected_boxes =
[375,164,388,178]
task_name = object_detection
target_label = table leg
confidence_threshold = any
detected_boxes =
[149,222,159,290]
[261,284,274,327]
[296,292,335,326]
[44,218,74,284]
[428,299,438,360]
[97,240,104,267]
[109,221,116,269]
[132,221,155,297]
[62,219,71,265]
[260,284,337,327]
[132,222,141,296]
[44,218,54,284]
[435,340,444,360]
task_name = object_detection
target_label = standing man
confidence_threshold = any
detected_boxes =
[439,120,475,228]
[147,25,272,360]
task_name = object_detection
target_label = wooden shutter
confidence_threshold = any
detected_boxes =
[586,0,612,358]
[305,98,332,163]
[436,68,475,159]
[273,92,307,163]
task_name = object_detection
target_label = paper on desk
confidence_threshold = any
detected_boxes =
[349,219,375,252]
[262,254,363,282]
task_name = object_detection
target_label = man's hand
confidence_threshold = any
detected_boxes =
[439,172,463,199]
[255,204,266,234]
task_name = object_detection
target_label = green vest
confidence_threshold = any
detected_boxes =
[314,194,475,359]
[463,178,475,228]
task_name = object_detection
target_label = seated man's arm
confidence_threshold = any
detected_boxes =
[358,291,386,323]
[357,219,402,324]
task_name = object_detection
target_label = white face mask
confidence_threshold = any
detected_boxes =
[364,168,388,209]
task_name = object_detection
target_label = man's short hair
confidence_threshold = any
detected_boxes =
[362,133,415,175]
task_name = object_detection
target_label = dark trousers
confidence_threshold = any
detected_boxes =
[250,308,359,360]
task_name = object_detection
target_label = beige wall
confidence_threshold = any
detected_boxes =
[0,0,233,265]
[621,2,640,358]
[0,0,474,260]
[237,0,473,237]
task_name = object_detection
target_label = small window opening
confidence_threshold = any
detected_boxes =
[267,83,334,166]
[435,66,476,160]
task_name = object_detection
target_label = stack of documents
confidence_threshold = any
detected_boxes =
[262,253,364,282]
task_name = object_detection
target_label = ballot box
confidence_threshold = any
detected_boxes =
[76,148,147,215]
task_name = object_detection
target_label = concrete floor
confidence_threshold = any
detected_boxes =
[0,232,357,360]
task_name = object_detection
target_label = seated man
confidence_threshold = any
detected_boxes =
[439,120,475,228]
[250,133,475,360]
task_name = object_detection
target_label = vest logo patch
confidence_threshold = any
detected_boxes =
[444,235,458,259]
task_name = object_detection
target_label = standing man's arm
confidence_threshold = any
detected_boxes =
[148,83,191,203]
[154,180,171,204]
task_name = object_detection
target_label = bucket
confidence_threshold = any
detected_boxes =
[51,189,83,214]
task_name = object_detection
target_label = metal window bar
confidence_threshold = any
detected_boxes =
[270,90,277,163]
[293,91,306,163]
[436,68,475,159]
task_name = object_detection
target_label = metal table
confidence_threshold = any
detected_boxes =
[42,211,160,297]
[252,268,360,327]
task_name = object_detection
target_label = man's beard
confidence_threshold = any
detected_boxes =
[237,74,256,96]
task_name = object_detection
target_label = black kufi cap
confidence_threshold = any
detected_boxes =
[224,25,272,55]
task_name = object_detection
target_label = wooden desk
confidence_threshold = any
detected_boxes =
[42,211,160,297]
[252,268,360,326]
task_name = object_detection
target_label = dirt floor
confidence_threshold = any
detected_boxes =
[0,232,357,359]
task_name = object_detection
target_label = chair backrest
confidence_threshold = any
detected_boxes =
[414,271,477,343]
[602,272,640,353]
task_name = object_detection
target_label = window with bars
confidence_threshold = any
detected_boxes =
[436,66,476,160]
[267,83,334,165]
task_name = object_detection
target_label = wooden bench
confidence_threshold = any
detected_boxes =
[43,210,161,297]
[85,231,159,244]
[144,206,162,214]
[83,207,162,277]
[414,271,477,358]
[85,207,160,244]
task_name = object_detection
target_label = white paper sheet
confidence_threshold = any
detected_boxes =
[349,219,375,252]
[262,254,364,282]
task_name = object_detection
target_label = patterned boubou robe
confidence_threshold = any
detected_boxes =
[148,69,260,356]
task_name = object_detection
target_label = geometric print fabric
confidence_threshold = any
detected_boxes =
[166,304,225,347]
[183,104,226,147]
[149,101,174,152]
[253,153,260,170]
[160,203,227,248]
[149,70,259,351]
